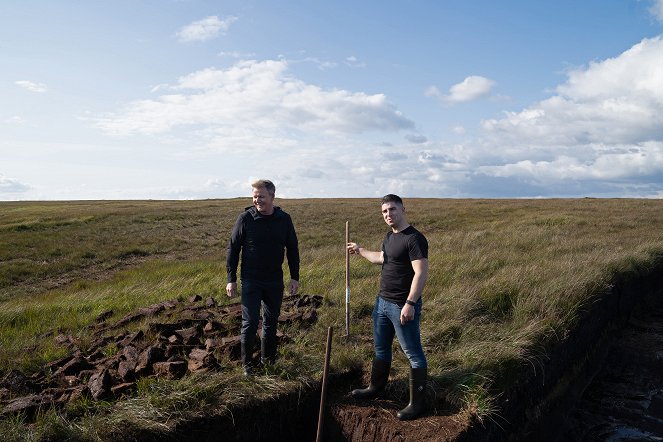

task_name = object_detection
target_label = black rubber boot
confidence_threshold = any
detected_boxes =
[260,334,278,366]
[351,358,391,400]
[397,367,427,420]
[241,337,256,376]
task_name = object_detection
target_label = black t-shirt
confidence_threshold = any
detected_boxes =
[379,225,428,304]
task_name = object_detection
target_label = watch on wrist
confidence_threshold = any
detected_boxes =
[405,299,416,306]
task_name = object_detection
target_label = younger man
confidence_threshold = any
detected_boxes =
[347,194,428,420]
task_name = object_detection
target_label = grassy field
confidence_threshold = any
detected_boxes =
[1,198,663,440]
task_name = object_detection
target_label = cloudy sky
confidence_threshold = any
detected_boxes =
[3,0,663,199]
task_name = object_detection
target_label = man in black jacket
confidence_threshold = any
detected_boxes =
[226,179,300,376]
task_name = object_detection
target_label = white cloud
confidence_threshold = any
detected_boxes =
[87,36,663,199]
[4,116,25,125]
[451,125,466,135]
[345,56,366,68]
[315,36,663,199]
[15,80,47,93]
[447,76,495,103]
[478,143,663,183]
[95,59,414,151]
[382,152,408,161]
[0,174,30,194]
[294,57,337,70]
[219,50,256,59]
[471,36,663,196]
[426,76,495,104]
[295,167,326,179]
[481,37,663,149]
[649,0,663,22]
[424,85,441,98]
[176,15,238,42]
[405,133,428,144]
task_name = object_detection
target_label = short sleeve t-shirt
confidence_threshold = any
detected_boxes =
[379,225,428,304]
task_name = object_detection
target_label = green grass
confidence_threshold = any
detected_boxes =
[0,260,227,372]
[1,198,663,439]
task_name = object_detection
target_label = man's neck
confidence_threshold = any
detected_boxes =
[392,223,410,233]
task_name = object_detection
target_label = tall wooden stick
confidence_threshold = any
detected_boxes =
[345,221,350,337]
[316,326,333,442]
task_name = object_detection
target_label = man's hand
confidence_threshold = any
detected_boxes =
[400,303,415,325]
[226,282,237,298]
[289,279,299,295]
[347,242,361,255]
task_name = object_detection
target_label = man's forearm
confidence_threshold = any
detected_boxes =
[357,247,383,264]
[226,253,239,282]
[406,272,426,303]
[406,259,428,302]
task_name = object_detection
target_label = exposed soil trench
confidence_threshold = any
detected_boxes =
[179,266,663,442]
[562,289,663,440]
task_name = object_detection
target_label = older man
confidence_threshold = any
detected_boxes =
[226,179,300,376]
[347,194,429,420]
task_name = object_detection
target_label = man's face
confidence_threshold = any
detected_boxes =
[381,201,404,228]
[253,187,275,214]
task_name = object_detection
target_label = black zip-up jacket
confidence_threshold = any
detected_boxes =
[226,206,299,284]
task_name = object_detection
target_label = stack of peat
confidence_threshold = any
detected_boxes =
[0,294,323,420]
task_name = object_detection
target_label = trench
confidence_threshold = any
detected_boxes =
[456,261,663,442]
[126,371,359,442]
[561,288,663,440]
[121,262,663,441]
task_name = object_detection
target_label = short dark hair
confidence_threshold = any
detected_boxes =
[251,179,276,196]
[381,194,403,205]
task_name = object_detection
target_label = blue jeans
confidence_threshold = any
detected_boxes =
[373,296,427,369]
[240,279,284,348]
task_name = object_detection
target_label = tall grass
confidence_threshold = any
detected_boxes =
[1,198,663,439]
[0,261,226,372]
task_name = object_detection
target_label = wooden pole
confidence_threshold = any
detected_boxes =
[345,221,350,337]
[316,326,333,442]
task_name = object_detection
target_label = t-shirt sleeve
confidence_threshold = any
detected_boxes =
[407,232,428,261]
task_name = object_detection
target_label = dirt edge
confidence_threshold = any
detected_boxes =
[456,261,663,441]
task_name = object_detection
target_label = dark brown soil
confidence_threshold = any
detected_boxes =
[327,397,469,441]
[562,292,663,440]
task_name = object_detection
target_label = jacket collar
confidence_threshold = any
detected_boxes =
[246,205,282,220]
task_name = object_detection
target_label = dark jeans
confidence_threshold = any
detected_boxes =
[373,295,427,369]
[240,279,284,363]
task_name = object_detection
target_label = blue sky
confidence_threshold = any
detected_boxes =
[2,0,663,199]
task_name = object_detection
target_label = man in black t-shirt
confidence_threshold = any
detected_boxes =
[347,194,429,420]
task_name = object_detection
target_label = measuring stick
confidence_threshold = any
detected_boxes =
[316,326,333,442]
[345,221,350,337]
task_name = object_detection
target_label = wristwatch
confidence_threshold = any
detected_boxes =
[405,299,416,306]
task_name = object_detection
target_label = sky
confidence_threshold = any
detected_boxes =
[2,0,663,200]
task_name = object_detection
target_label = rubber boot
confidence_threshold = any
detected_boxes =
[351,358,391,400]
[397,367,427,420]
[241,336,256,376]
[260,334,278,366]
